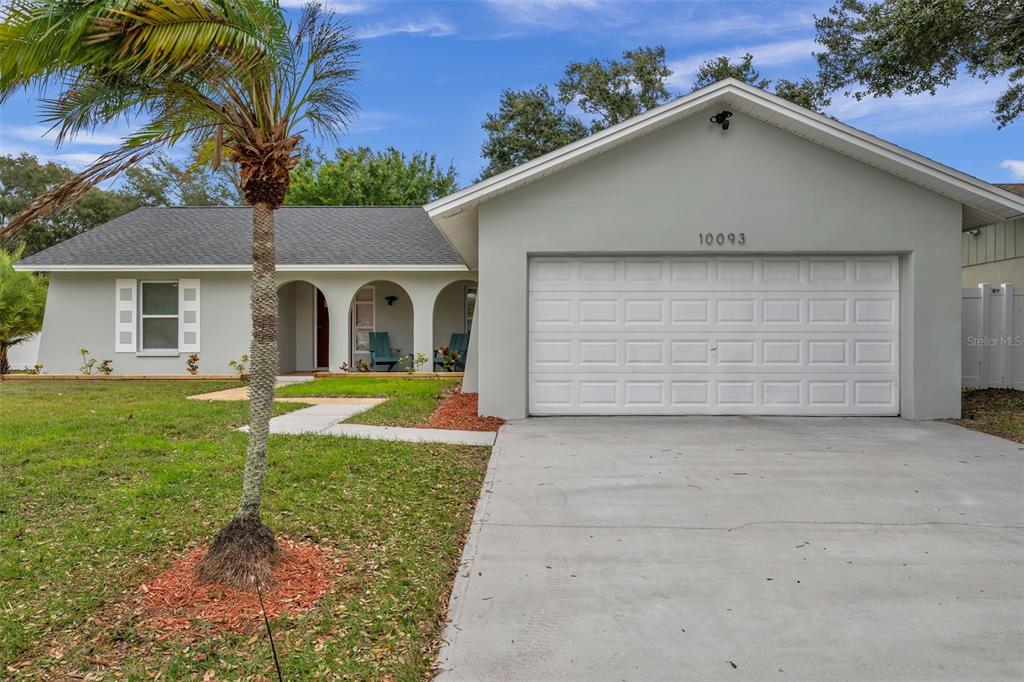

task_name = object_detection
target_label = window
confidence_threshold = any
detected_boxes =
[465,287,477,332]
[140,281,179,350]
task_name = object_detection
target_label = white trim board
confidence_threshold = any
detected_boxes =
[15,263,471,272]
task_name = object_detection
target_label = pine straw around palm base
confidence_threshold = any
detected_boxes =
[194,516,282,589]
[137,539,343,642]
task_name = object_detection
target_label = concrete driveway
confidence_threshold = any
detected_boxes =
[436,417,1024,681]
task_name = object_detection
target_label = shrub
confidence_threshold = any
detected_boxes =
[97,359,113,375]
[228,354,249,381]
[186,353,200,375]
[399,352,430,374]
[78,348,96,375]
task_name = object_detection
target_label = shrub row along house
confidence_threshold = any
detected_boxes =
[17,80,1024,419]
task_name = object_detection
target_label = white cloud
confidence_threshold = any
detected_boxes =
[355,17,454,39]
[652,10,815,43]
[1001,159,1024,180]
[487,0,603,22]
[484,0,631,32]
[667,38,819,88]
[0,137,102,170]
[827,77,1003,135]
[348,110,404,133]
[51,152,101,169]
[5,124,127,147]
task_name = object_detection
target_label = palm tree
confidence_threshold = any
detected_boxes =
[0,0,358,588]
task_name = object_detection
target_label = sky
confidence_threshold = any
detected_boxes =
[0,0,1020,189]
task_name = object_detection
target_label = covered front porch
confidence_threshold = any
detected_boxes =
[276,270,477,375]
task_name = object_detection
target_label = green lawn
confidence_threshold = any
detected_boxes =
[0,380,488,679]
[277,377,459,427]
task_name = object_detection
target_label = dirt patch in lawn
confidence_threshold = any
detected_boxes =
[135,539,343,642]
[418,392,505,432]
[949,388,1024,443]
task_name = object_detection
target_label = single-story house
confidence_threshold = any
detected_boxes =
[16,79,1024,419]
[962,183,1024,287]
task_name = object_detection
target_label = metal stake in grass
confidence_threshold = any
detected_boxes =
[256,580,283,682]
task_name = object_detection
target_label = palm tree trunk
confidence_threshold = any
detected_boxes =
[239,200,278,520]
[195,200,281,588]
[0,341,10,376]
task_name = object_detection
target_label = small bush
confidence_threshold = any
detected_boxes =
[228,354,249,381]
[78,348,96,375]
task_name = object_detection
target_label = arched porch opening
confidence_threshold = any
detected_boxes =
[278,280,330,373]
[432,279,477,371]
[349,280,414,371]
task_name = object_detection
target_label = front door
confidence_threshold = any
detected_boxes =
[316,289,330,369]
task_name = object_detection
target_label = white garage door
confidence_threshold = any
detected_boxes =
[528,255,900,415]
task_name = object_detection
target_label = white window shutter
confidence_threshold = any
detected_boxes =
[179,278,200,352]
[115,279,137,352]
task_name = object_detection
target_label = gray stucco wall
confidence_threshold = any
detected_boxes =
[278,280,316,373]
[433,279,476,348]
[370,280,415,361]
[36,270,477,375]
[476,110,962,420]
[38,271,252,374]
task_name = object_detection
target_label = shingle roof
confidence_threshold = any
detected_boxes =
[996,183,1024,198]
[17,206,465,268]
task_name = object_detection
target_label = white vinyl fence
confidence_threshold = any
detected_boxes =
[962,283,1024,389]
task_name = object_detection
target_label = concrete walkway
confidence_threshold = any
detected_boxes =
[438,417,1024,681]
[191,376,494,444]
[237,400,496,445]
[320,422,496,445]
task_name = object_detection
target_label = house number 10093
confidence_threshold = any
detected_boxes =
[699,232,746,246]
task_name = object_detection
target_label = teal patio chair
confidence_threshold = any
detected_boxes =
[369,332,401,371]
[434,332,469,371]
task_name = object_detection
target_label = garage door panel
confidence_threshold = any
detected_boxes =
[530,291,898,332]
[529,255,899,416]
[527,374,899,415]
[530,255,899,292]
[530,333,898,373]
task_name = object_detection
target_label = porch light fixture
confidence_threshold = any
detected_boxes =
[710,110,732,130]
[385,295,398,306]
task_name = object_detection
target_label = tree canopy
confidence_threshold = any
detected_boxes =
[479,86,589,179]
[693,53,831,112]
[557,46,674,132]
[285,147,457,205]
[479,45,827,178]
[815,0,1022,127]
[479,46,674,178]
[0,152,240,257]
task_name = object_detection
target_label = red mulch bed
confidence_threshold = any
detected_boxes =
[418,392,505,432]
[135,540,343,641]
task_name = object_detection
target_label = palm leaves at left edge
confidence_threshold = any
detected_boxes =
[0,0,293,237]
